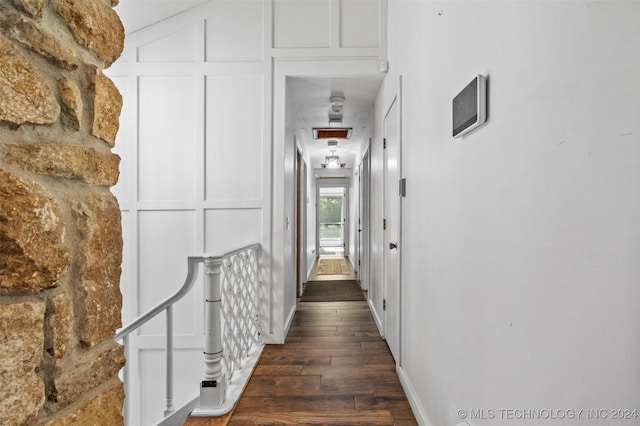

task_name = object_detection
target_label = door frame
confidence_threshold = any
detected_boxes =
[273,58,382,343]
[315,179,350,257]
[358,143,371,291]
[296,148,307,297]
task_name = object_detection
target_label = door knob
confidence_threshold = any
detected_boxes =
[389,242,397,250]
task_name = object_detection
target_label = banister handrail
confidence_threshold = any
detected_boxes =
[116,242,263,425]
[116,243,261,340]
[116,255,204,341]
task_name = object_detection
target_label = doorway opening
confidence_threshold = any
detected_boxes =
[318,187,345,256]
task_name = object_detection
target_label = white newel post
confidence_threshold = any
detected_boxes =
[199,256,227,409]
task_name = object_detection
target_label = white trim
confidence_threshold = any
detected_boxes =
[397,366,432,426]
[368,299,384,339]
[283,304,297,343]
[307,258,316,282]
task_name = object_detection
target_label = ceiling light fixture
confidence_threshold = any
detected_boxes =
[324,150,340,168]
[328,95,345,127]
[330,95,345,106]
[328,115,343,127]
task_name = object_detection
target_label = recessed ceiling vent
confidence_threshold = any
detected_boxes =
[313,128,352,139]
[327,139,338,147]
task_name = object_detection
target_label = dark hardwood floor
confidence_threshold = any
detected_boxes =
[185,299,417,425]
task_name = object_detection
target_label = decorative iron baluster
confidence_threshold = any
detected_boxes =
[220,246,262,386]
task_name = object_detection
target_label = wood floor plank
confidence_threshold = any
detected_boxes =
[232,396,356,414]
[242,376,322,397]
[228,410,394,425]
[288,335,382,343]
[252,365,304,376]
[330,353,396,365]
[270,341,364,351]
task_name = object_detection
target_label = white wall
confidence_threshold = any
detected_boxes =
[380,2,640,425]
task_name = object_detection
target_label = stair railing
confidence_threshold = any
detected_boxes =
[115,243,263,424]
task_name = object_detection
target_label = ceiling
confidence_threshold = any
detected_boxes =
[115,1,384,174]
[288,76,383,172]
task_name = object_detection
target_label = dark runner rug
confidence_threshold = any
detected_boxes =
[300,280,365,302]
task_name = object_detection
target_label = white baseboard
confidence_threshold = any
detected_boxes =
[306,258,315,281]
[368,299,384,338]
[283,304,296,342]
[397,365,433,426]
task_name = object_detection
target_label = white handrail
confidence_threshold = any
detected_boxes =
[116,243,262,425]
[116,255,205,341]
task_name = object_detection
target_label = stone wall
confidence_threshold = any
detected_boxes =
[0,0,125,424]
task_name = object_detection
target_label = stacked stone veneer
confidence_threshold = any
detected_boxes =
[0,0,125,424]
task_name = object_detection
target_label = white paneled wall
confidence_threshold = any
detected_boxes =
[340,0,381,48]
[138,26,199,62]
[273,0,331,48]
[108,0,385,423]
[204,75,263,203]
[205,2,263,61]
[204,209,263,254]
[138,77,198,202]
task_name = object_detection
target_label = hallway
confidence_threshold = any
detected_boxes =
[186,300,416,425]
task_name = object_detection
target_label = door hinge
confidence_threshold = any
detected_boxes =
[383,219,386,230]
[399,178,406,197]
[358,260,361,266]
[383,299,386,311]
[383,138,387,149]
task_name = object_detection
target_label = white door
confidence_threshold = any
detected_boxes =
[383,95,401,364]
